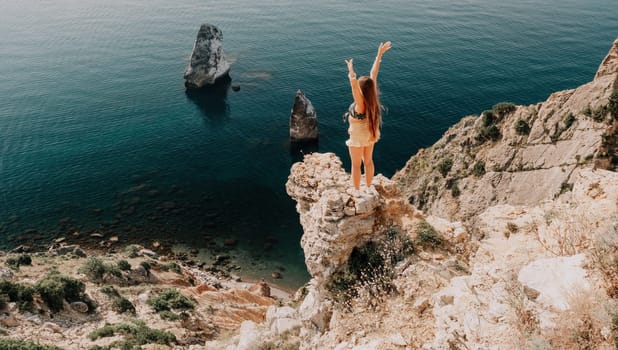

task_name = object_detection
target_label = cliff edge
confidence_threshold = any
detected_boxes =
[393,37,618,222]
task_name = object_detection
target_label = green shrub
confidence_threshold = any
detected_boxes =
[125,245,140,258]
[482,110,495,124]
[492,102,517,117]
[35,271,94,313]
[117,260,131,271]
[147,289,195,313]
[591,105,609,122]
[0,338,64,350]
[112,297,135,314]
[0,281,35,311]
[563,113,575,130]
[478,124,501,142]
[140,261,152,272]
[327,228,413,304]
[416,220,443,249]
[472,161,486,177]
[88,319,176,347]
[514,118,530,135]
[0,293,7,309]
[160,262,182,274]
[100,285,120,298]
[79,257,120,282]
[5,254,31,271]
[437,158,453,177]
[451,182,461,197]
[609,91,618,119]
[559,181,574,195]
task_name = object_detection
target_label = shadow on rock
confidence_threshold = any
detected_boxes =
[185,75,232,125]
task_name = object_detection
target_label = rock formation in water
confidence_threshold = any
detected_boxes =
[289,90,319,142]
[220,37,618,350]
[184,24,231,89]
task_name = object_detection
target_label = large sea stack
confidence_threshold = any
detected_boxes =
[290,90,319,142]
[184,24,231,89]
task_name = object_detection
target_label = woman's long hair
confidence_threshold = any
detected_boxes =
[358,76,381,141]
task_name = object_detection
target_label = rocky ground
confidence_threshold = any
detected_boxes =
[3,37,617,350]
[212,38,618,350]
[0,243,293,349]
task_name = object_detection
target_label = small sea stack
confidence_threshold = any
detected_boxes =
[289,89,319,142]
[184,24,231,89]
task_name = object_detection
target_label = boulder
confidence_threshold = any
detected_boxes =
[184,24,231,89]
[518,254,590,311]
[49,244,87,258]
[235,321,260,350]
[289,90,319,142]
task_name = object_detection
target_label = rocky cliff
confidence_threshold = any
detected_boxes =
[218,38,618,350]
[393,37,618,222]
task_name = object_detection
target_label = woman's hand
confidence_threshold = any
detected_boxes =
[345,58,356,78]
[377,41,392,57]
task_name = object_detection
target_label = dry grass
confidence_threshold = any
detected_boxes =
[503,275,541,346]
[530,214,593,256]
[589,229,618,298]
[544,290,615,350]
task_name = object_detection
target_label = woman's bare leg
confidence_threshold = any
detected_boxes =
[362,143,375,187]
[348,146,363,190]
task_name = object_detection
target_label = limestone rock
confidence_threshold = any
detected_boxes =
[70,301,89,313]
[248,280,270,297]
[49,244,87,257]
[290,89,319,142]
[184,24,231,89]
[286,153,387,280]
[518,254,590,311]
[266,306,301,334]
[393,38,618,222]
[235,321,260,350]
[595,37,618,80]
[139,249,157,258]
[0,313,19,327]
[0,267,13,282]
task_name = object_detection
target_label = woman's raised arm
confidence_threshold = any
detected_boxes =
[370,41,392,83]
[346,58,365,112]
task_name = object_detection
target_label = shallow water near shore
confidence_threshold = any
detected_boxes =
[0,0,617,289]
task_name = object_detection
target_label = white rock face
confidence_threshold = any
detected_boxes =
[393,37,618,221]
[235,321,260,350]
[428,168,618,349]
[184,23,231,89]
[518,254,590,311]
[286,153,399,282]
[266,305,301,334]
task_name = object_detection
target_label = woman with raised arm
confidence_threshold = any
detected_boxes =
[345,41,391,193]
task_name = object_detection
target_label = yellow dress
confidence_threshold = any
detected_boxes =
[345,103,379,147]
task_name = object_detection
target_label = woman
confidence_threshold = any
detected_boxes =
[345,41,391,192]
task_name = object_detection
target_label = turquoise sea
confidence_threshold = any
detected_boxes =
[1,0,616,288]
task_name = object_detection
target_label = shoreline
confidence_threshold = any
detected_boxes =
[4,236,302,297]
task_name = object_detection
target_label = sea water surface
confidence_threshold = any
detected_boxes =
[0,0,616,288]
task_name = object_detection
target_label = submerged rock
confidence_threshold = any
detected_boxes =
[184,23,231,89]
[289,89,319,142]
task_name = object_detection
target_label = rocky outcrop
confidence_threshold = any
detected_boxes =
[286,153,413,282]
[393,37,618,222]
[595,37,618,80]
[289,90,319,142]
[429,168,618,349]
[184,24,231,89]
[285,153,435,349]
